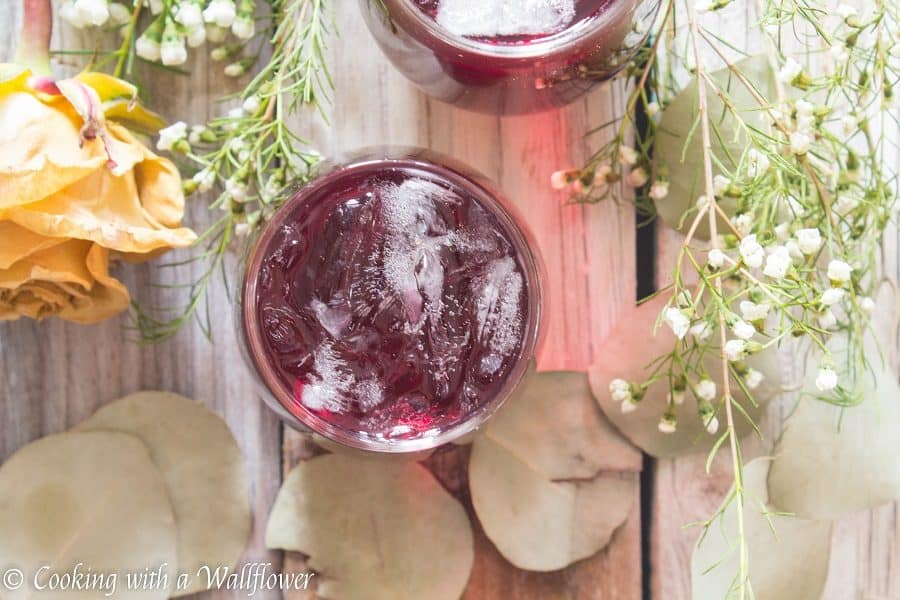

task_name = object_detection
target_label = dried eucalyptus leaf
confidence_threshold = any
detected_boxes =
[0,432,178,600]
[768,334,900,519]
[589,293,783,458]
[266,454,473,600]
[77,391,250,596]
[653,55,775,240]
[469,372,638,571]
[692,459,832,600]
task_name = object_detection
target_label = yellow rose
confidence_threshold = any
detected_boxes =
[0,65,196,324]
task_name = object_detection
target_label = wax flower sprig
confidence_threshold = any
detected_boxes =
[133,0,333,342]
[557,0,898,596]
[58,0,262,76]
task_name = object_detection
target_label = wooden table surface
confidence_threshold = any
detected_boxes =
[1,2,898,599]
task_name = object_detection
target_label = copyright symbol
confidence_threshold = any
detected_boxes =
[2,568,24,590]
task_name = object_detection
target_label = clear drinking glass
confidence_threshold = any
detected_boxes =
[239,147,544,453]
[359,0,661,115]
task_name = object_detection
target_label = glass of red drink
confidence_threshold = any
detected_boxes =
[359,0,661,114]
[240,148,544,453]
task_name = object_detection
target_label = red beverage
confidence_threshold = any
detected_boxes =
[360,0,661,114]
[241,149,543,452]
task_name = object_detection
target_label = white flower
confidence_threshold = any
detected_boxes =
[786,239,803,261]
[136,34,161,61]
[658,419,677,434]
[192,168,216,193]
[696,379,717,402]
[224,63,246,77]
[705,416,720,435]
[695,195,710,210]
[713,174,730,196]
[627,167,649,187]
[746,148,771,178]
[763,245,792,279]
[732,213,752,236]
[618,146,639,165]
[795,228,822,255]
[827,259,852,283]
[859,296,876,315]
[670,389,686,405]
[648,180,669,200]
[664,307,691,340]
[107,2,130,25]
[778,57,803,84]
[74,0,110,26]
[835,193,860,215]
[821,288,845,306]
[225,178,249,203]
[815,366,838,392]
[550,170,574,190]
[774,222,790,242]
[740,300,770,322]
[789,131,812,155]
[707,248,726,270]
[830,43,849,65]
[235,222,252,237]
[646,101,660,116]
[242,95,262,114]
[732,319,756,340]
[818,310,837,329]
[795,99,814,117]
[60,1,88,27]
[188,125,207,145]
[160,37,187,66]
[592,164,613,186]
[609,379,632,403]
[739,234,765,269]
[690,321,713,341]
[232,16,255,39]
[744,369,764,390]
[841,113,857,135]
[146,0,163,14]
[186,25,207,47]
[836,4,857,19]
[621,397,639,413]
[206,24,228,43]
[175,1,204,27]
[724,339,747,362]
[204,0,236,27]
[156,121,187,151]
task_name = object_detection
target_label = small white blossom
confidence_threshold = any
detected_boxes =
[60,1,88,27]
[235,222,252,237]
[821,288,845,306]
[827,259,852,284]
[664,307,691,340]
[739,234,765,269]
[619,145,639,165]
[646,101,660,116]
[145,0,163,14]
[224,62,246,77]
[690,321,713,341]
[188,125,207,145]
[786,239,803,261]
[744,369,764,390]
[175,1,204,28]
[670,389,686,405]
[192,168,216,193]
[621,397,639,413]
[830,43,849,65]
[658,418,677,434]
[696,379,717,402]
[724,339,747,362]
[795,228,822,255]
[818,310,837,329]
[627,167,649,187]
[160,36,187,66]
[841,113,857,135]
[746,148,771,178]
[778,57,803,84]
[707,248,726,270]
[242,95,262,114]
[186,25,207,47]
[107,2,130,25]
[232,16,255,39]
[648,180,669,200]
[206,24,228,43]
[592,164,613,186]
[733,213,753,236]
[705,416,720,434]
[763,245,792,279]
[740,300,770,322]
[135,34,161,61]
[550,169,575,190]
[695,195,710,210]
[836,4,857,19]
[713,174,730,196]
[225,178,249,203]
[156,121,187,152]
[789,131,812,155]
[609,379,632,403]
[859,296,876,315]
[774,222,790,242]
[835,193,860,215]
[732,319,756,340]
[74,0,110,26]
[815,366,838,392]
[203,0,236,27]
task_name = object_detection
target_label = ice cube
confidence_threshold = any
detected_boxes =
[473,256,524,356]
[310,297,352,338]
[436,0,576,38]
[356,378,385,412]
[300,343,353,413]
[380,179,459,327]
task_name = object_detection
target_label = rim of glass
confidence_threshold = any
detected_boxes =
[241,151,544,454]
[395,0,612,59]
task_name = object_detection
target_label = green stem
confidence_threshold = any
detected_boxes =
[14,0,53,75]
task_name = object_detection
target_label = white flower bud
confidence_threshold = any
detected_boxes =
[658,418,677,434]
[621,397,639,413]
[740,301,770,322]
[156,121,188,152]
[820,288,845,307]
[705,415,720,435]
[203,0,236,27]
[744,369,764,390]
[627,167,649,188]
[232,16,255,39]
[724,339,747,362]
[664,307,691,340]
[818,310,837,330]
[187,25,207,47]
[707,248,725,270]
[815,366,838,392]
[827,259,852,283]
[160,36,187,66]
[224,63,246,77]
[192,168,216,193]
[789,131,812,155]
[618,146,639,165]
[609,379,632,403]
[763,245,791,279]
[739,234,765,269]
[690,321,713,341]
[648,180,669,200]
[795,228,822,255]
[74,0,110,26]
[107,2,131,25]
[859,296,876,315]
[136,34,161,61]
[778,57,803,84]
[696,379,717,402]
[175,1,204,28]
[206,24,228,43]
[746,148,771,178]
[731,320,756,341]
[713,174,730,196]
